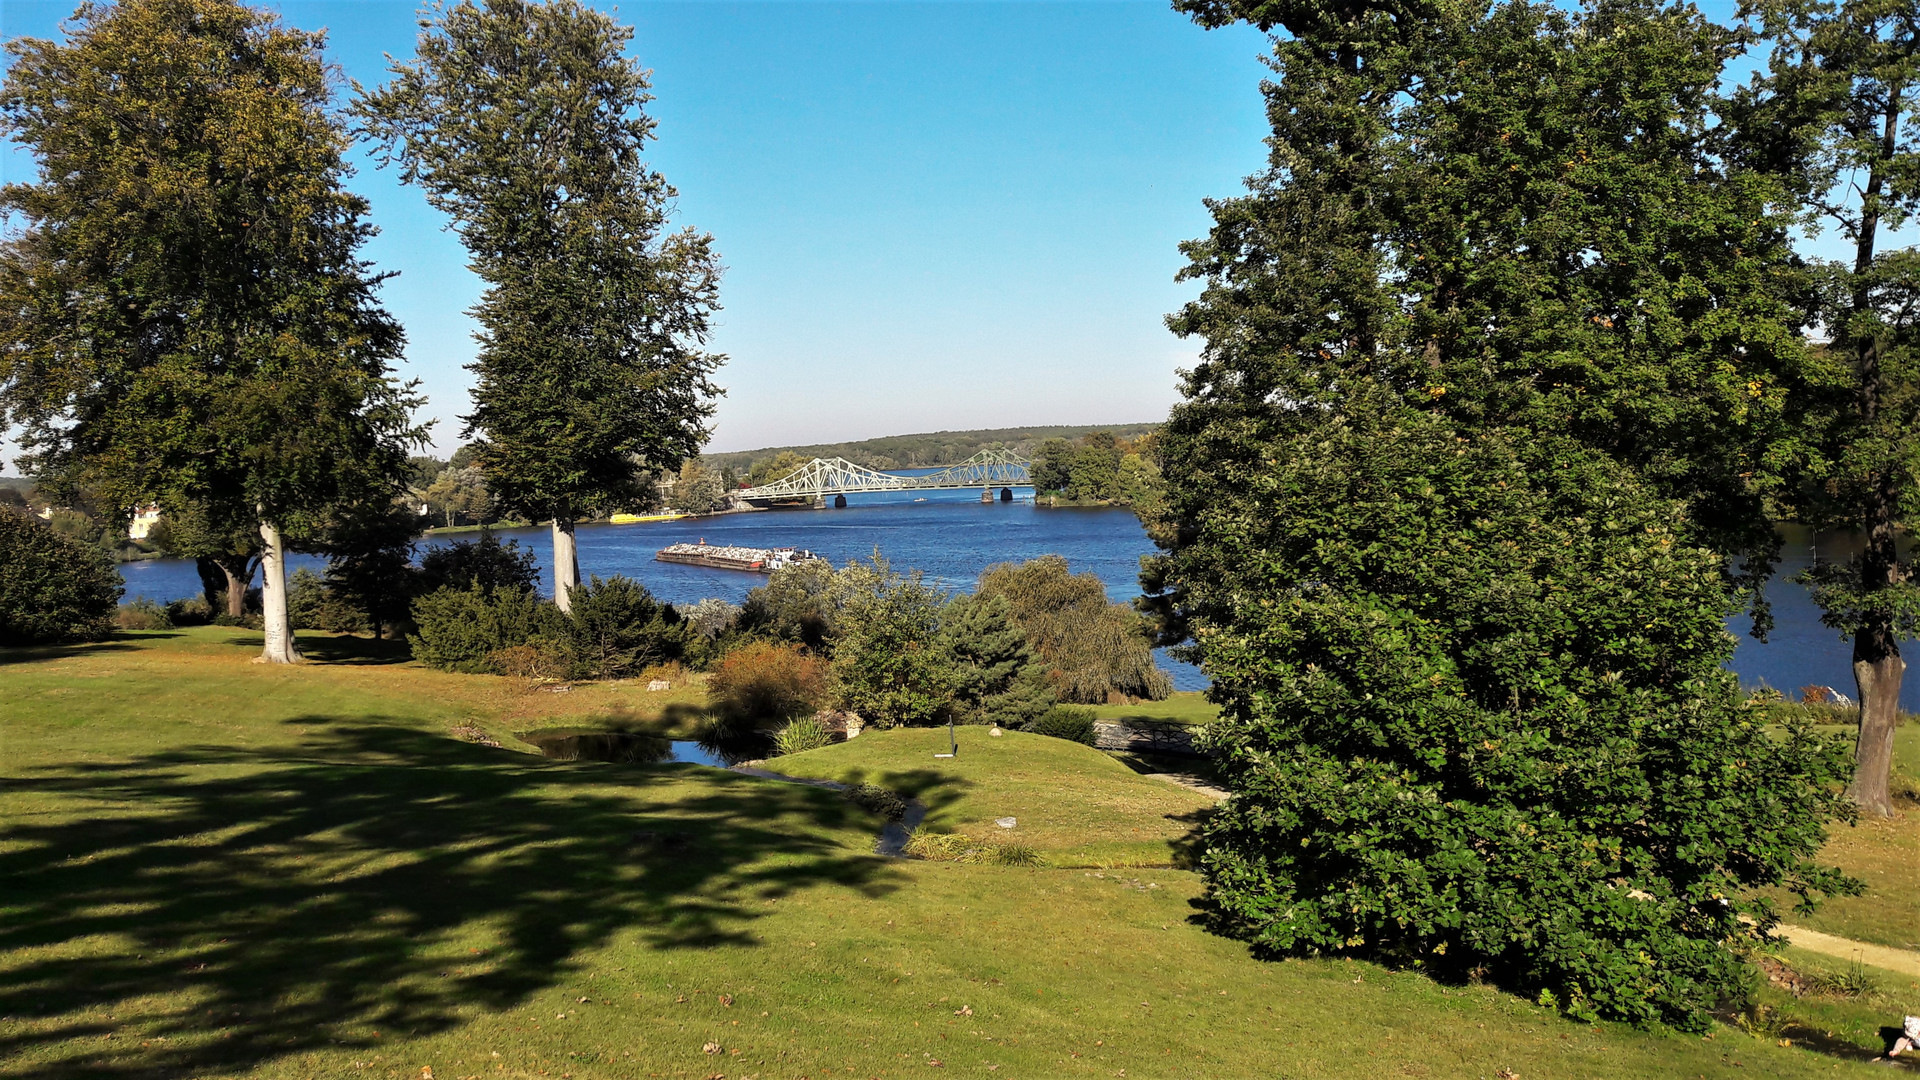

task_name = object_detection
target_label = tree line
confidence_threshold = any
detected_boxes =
[1148,0,1915,1029]
[0,0,721,659]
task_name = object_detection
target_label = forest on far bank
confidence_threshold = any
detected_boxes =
[699,423,1161,474]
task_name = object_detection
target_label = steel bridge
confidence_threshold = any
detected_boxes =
[734,447,1033,507]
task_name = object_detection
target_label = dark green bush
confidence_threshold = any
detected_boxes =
[409,584,566,674]
[417,531,539,595]
[286,567,369,634]
[1156,410,1854,1028]
[1025,704,1098,745]
[166,596,214,626]
[564,575,685,679]
[115,597,173,630]
[843,782,906,820]
[977,555,1171,703]
[0,508,122,645]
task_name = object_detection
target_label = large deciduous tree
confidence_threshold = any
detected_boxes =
[357,0,724,614]
[1733,0,1920,818]
[0,0,421,663]
[1148,0,1855,1026]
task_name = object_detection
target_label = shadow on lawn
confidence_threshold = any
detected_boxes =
[0,721,899,1077]
[0,638,160,667]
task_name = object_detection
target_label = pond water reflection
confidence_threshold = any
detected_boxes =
[516,729,770,768]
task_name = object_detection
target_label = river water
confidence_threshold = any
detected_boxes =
[115,490,1916,709]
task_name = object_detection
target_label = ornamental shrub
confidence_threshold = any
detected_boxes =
[0,508,121,645]
[1025,705,1097,746]
[977,555,1171,703]
[1158,410,1854,1028]
[563,575,685,679]
[409,583,567,674]
[708,640,828,725]
[771,715,831,757]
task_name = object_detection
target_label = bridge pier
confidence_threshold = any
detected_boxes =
[1000,487,1013,502]
[834,494,847,508]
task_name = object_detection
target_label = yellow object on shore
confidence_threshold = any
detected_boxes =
[609,511,687,524]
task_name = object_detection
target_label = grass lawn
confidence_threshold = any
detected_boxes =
[1750,946,1920,1060]
[1090,690,1219,727]
[767,727,1217,867]
[1774,725,1920,951]
[0,627,1888,1078]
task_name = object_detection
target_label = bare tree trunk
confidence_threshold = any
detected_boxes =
[552,517,580,614]
[214,554,254,617]
[1848,509,1906,817]
[254,519,301,664]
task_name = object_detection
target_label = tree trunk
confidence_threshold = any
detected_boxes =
[213,554,254,617]
[552,517,580,614]
[1848,514,1906,817]
[254,519,301,664]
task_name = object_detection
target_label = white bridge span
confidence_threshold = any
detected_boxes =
[733,448,1032,507]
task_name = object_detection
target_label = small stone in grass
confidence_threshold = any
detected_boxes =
[995,817,1016,829]
[702,1041,722,1054]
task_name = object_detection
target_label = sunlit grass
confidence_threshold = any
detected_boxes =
[0,628,1873,1078]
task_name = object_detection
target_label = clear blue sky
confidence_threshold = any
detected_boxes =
[1,0,1275,462]
[1,0,1905,469]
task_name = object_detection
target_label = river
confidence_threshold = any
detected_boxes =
[114,491,1916,708]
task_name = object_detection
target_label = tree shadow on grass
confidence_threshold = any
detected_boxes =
[0,721,900,1077]
[288,633,416,666]
[0,639,158,667]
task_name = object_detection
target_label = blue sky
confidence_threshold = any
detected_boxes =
[1,0,1907,468]
[1,0,1275,462]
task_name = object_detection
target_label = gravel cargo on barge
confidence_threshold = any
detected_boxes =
[655,542,823,573]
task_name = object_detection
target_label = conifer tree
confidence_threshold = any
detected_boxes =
[358,0,724,613]
[0,0,420,663]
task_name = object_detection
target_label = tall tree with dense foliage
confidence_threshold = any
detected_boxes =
[1148,0,1855,1026]
[0,508,121,645]
[0,0,421,663]
[1733,0,1920,817]
[358,0,724,614]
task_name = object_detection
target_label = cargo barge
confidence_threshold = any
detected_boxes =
[655,541,823,573]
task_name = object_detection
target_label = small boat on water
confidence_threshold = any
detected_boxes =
[610,511,688,525]
[656,541,823,573]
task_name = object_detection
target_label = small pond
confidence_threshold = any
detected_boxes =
[516,729,771,768]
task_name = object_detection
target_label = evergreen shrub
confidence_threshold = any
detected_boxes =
[0,508,122,645]
[1026,705,1098,745]
[564,575,684,679]
[409,584,566,674]
[166,596,214,625]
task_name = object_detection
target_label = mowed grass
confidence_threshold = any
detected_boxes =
[769,727,1217,867]
[0,628,1882,1078]
[1090,689,1219,727]
[1776,725,1920,951]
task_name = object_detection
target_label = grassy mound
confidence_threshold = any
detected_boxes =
[772,726,1218,867]
[0,628,1874,1077]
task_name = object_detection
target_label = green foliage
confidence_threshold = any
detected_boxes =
[285,567,368,635]
[408,584,566,675]
[978,555,1171,703]
[165,596,214,627]
[1026,705,1097,746]
[563,575,685,679]
[828,559,955,728]
[115,597,174,632]
[320,497,420,638]
[936,592,1057,728]
[417,532,540,596]
[357,0,723,530]
[1173,407,1857,1029]
[668,459,729,515]
[423,465,490,529]
[771,716,832,757]
[740,558,843,650]
[707,640,828,725]
[842,782,907,820]
[0,0,421,551]
[0,508,121,645]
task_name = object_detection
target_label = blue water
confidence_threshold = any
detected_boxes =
[113,498,1917,709]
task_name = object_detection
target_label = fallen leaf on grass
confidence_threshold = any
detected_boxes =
[954,1006,971,1016]
[702,1041,722,1055]
[719,994,733,1007]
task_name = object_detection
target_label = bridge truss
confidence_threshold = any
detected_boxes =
[734,447,1032,506]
